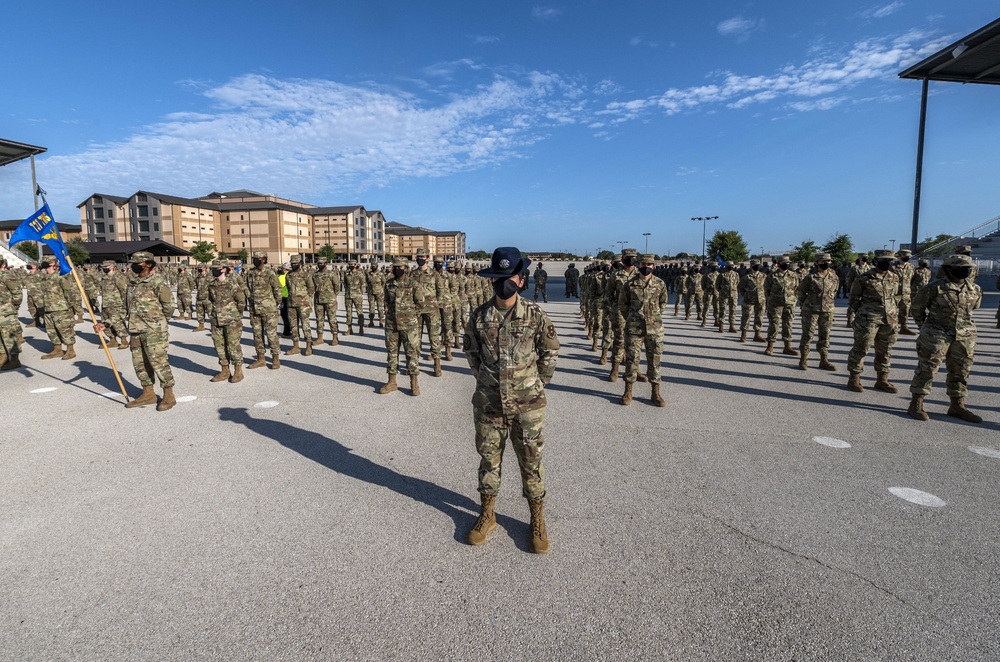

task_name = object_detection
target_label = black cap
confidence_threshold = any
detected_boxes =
[478,247,530,278]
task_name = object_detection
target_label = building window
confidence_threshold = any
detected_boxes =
[93,195,103,204]
[109,224,114,233]
[153,223,159,232]
[240,215,244,221]
[94,208,105,219]
[241,228,245,234]
[137,193,147,202]
[153,208,158,217]
[95,223,105,234]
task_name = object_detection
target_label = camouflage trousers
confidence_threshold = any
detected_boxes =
[474,406,546,500]
[533,282,547,302]
[673,291,682,314]
[131,329,174,388]
[799,309,833,354]
[44,310,76,347]
[438,306,453,351]
[367,294,384,325]
[740,302,763,332]
[897,298,911,325]
[288,305,312,341]
[451,303,463,338]
[703,291,717,323]
[624,327,663,384]
[847,319,897,375]
[345,296,364,329]
[418,309,441,357]
[608,312,626,361]
[909,328,975,398]
[599,306,614,351]
[315,302,339,338]
[194,298,211,324]
[100,306,129,341]
[27,295,38,318]
[566,280,578,297]
[691,292,704,319]
[588,302,603,336]
[211,321,243,366]
[719,295,737,326]
[0,315,20,361]
[385,324,420,375]
[766,304,795,342]
[250,312,280,355]
[177,292,193,315]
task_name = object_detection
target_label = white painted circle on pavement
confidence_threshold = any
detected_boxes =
[30,387,58,394]
[968,446,1000,460]
[812,436,851,449]
[175,395,198,403]
[888,487,945,508]
[254,401,279,409]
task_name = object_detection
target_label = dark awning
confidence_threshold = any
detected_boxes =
[79,240,192,263]
[0,138,47,167]
[899,17,1000,85]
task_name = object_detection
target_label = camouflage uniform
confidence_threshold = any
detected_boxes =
[81,267,100,319]
[700,267,717,327]
[208,262,247,372]
[605,251,636,367]
[40,267,81,355]
[796,255,839,367]
[126,256,175,389]
[366,266,386,327]
[564,264,579,298]
[98,262,129,347]
[285,255,315,353]
[587,265,608,342]
[893,249,917,334]
[447,265,463,346]
[193,267,212,327]
[717,264,740,331]
[25,266,45,327]
[343,262,366,333]
[844,257,871,327]
[0,267,22,368]
[618,258,667,391]
[763,257,799,353]
[245,253,283,366]
[176,268,195,319]
[413,250,444,365]
[533,264,548,302]
[847,251,900,387]
[673,270,690,316]
[686,267,704,320]
[433,260,454,357]
[911,262,932,296]
[313,258,341,342]
[383,259,424,378]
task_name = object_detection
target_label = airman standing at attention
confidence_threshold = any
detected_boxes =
[24,263,44,328]
[80,266,99,324]
[911,258,932,295]
[717,262,740,333]
[796,253,838,370]
[687,264,704,321]
[738,262,767,341]
[533,262,548,302]
[447,262,463,347]
[343,260,366,335]
[245,251,282,369]
[906,254,983,423]
[413,248,444,375]
[380,256,424,396]
[894,249,917,336]
[845,253,871,327]
[564,262,579,298]
[433,257,454,361]
[0,259,23,370]
[313,257,341,345]
[674,266,690,317]
[207,260,247,383]
[192,264,211,331]
[366,263,386,328]
[847,250,900,393]
[763,255,798,356]
[38,259,81,360]
[618,254,667,407]
[97,260,129,349]
[700,263,718,328]
[175,266,195,320]
[606,248,637,380]
[284,254,315,356]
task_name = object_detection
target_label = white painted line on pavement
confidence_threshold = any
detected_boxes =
[99,392,124,399]
[175,395,198,403]
[888,487,946,507]
[30,387,58,393]
[254,401,279,409]
[812,436,851,449]
[968,446,1000,460]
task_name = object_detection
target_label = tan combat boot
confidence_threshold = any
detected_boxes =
[157,386,176,411]
[947,398,982,424]
[847,372,864,393]
[444,346,453,362]
[607,361,620,383]
[636,373,648,383]
[620,382,633,405]
[248,352,266,369]
[739,329,747,342]
[729,322,736,333]
[764,341,774,356]
[41,345,63,359]
[285,339,300,355]
[908,394,929,421]
[358,323,364,336]
[528,498,549,554]
[700,316,707,328]
[61,346,76,360]
[467,494,497,546]
[899,321,916,336]
[599,347,608,365]
[873,371,897,393]
[650,383,665,407]
[591,337,598,352]
[818,353,837,371]
[409,374,420,396]
[126,385,157,408]
[379,373,398,394]
[782,340,798,356]
[345,325,352,336]
[433,358,442,377]
[1,354,21,371]
[210,365,231,382]
[229,365,244,383]
[798,349,809,370]
[270,353,280,370]
[331,334,339,347]
[193,323,205,332]
[303,338,313,356]
[118,338,130,350]
[315,331,324,345]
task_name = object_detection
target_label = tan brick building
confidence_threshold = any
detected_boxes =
[385,221,466,260]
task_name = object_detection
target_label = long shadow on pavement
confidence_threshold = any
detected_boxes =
[217,406,530,549]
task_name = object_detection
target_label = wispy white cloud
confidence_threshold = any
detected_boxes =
[422,58,484,79]
[717,16,765,41]
[472,35,500,44]
[532,6,563,20]
[599,29,951,122]
[629,36,659,48]
[860,2,905,20]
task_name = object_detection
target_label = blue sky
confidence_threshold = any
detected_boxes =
[1,1,998,256]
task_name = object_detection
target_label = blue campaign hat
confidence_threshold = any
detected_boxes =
[478,246,530,278]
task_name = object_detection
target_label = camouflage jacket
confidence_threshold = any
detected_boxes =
[40,272,81,314]
[26,271,45,299]
[313,269,342,304]
[285,267,315,308]
[718,270,739,299]
[194,272,211,300]
[344,270,366,299]
[177,272,195,294]
[246,266,282,315]
[846,262,871,290]
[455,272,468,301]
[385,274,424,329]
[465,296,559,415]
[738,271,766,305]
[849,269,899,325]
[0,270,21,314]
[893,262,915,300]
[686,272,704,295]
[911,267,932,294]
[605,268,635,313]
[588,271,607,300]
[764,269,798,307]
[126,273,173,334]
[413,267,444,312]
[533,268,548,284]
[674,274,690,296]
[619,274,668,333]
[796,268,839,313]
[99,271,128,311]
[433,268,452,306]
[701,271,717,295]
[208,277,247,325]
[911,278,982,337]
[564,267,579,283]
[366,270,386,299]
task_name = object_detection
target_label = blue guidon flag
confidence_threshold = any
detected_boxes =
[8,204,73,275]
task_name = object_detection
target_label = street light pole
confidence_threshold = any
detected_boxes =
[643,232,651,253]
[890,239,896,252]
[691,216,718,259]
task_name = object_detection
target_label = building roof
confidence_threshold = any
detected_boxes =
[310,205,365,215]
[137,190,220,210]
[76,193,129,208]
[76,240,192,261]
[216,200,314,215]
[0,138,46,168]
[1,219,80,233]
[202,189,267,198]
[899,17,1000,84]
[432,230,463,236]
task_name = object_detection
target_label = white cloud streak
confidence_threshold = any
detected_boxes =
[717,16,764,41]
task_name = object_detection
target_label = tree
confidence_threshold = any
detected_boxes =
[66,239,90,267]
[915,233,954,256]
[821,234,854,267]
[14,242,37,260]
[705,230,749,263]
[790,240,818,264]
[596,250,615,261]
[318,244,337,261]
[466,250,490,260]
[236,248,249,263]
[190,241,217,264]
[674,252,692,260]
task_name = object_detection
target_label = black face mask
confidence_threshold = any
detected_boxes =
[899,257,910,263]
[102,268,111,274]
[252,259,263,268]
[434,263,443,271]
[292,264,302,271]
[622,256,635,267]
[751,265,760,271]
[416,257,427,267]
[392,267,406,279]
[818,263,830,271]
[692,268,700,274]
[638,265,652,276]
[493,277,520,299]
[779,263,790,271]
[948,267,972,280]
[212,268,224,278]
[131,263,145,275]
[875,260,893,271]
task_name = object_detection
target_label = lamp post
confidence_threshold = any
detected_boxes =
[890,239,896,252]
[691,216,718,259]
[616,240,628,255]
[643,232,651,253]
